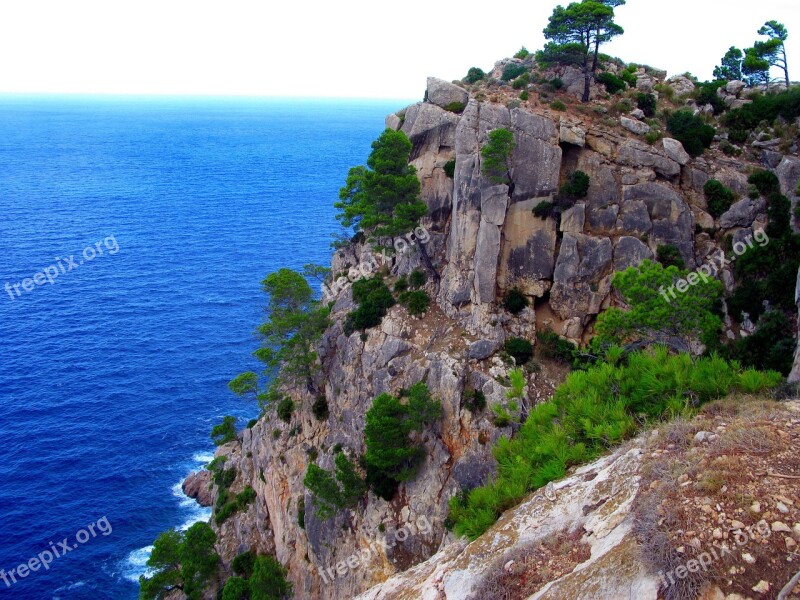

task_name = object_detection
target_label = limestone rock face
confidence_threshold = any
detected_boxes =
[355,442,658,600]
[426,77,468,109]
[182,470,213,507]
[613,236,654,271]
[662,137,691,166]
[560,118,586,147]
[550,233,613,322]
[620,116,650,135]
[617,140,680,178]
[668,75,695,96]
[719,197,766,229]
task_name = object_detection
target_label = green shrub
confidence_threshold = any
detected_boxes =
[703,179,736,218]
[549,77,564,90]
[656,244,685,269]
[550,100,567,111]
[246,418,258,429]
[312,396,329,420]
[620,66,638,88]
[399,290,430,315]
[409,269,427,288]
[504,288,529,315]
[723,87,800,133]
[694,81,727,115]
[536,329,576,364]
[465,67,486,84]
[512,73,530,89]
[443,159,456,178]
[519,90,529,101]
[636,93,657,117]
[645,130,662,145]
[394,275,409,292]
[463,389,487,412]
[303,451,367,519]
[221,576,249,600]
[481,128,515,185]
[345,276,395,334]
[747,169,780,196]
[364,383,441,500]
[532,200,555,219]
[504,337,534,365]
[728,310,797,375]
[559,170,590,200]
[729,129,749,144]
[249,555,292,600]
[447,347,780,540]
[232,550,256,578]
[597,72,626,94]
[501,63,527,82]
[443,101,467,114]
[276,398,293,423]
[514,46,530,59]
[667,110,715,157]
[211,416,237,446]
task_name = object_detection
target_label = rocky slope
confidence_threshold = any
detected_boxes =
[196,63,800,599]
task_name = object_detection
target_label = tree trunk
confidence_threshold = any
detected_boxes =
[582,67,591,102]
[784,47,790,88]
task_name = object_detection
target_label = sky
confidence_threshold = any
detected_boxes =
[0,0,797,98]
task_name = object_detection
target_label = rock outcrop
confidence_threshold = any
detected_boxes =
[189,67,799,600]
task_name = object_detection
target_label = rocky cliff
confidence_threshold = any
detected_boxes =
[197,64,800,600]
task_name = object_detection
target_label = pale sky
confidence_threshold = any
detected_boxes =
[0,0,797,98]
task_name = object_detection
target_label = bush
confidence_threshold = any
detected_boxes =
[345,276,395,333]
[723,87,800,133]
[501,63,527,82]
[532,200,555,219]
[504,288,529,315]
[597,72,626,94]
[512,73,530,89]
[504,337,533,365]
[312,396,329,420]
[364,384,441,500]
[519,90,529,101]
[447,347,780,540]
[536,330,576,364]
[559,170,590,200]
[463,389,487,412]
[303,451,367,519]
[656,244,685,269]
[398,290,430,315]
[211,416,237,446]
[747,169,780,196]
[667,110,715,157]
[695,81,727,115]
[550,100,566,111]
[231,550,256,578]
[514,46,530,59]
[443,159,456,178]
[393,275,409,292]
[443,101,466,114]
[636,93,657,117]
[645,130,662,145]
[249,555,292,600]
[703,179,736,218]
[549,77,564,90]
[481,128,515,185]
[620,65,638,88]
[409,269,427,288]
[246,418,258,429]
[465,67,486,84]
[221,576,249,600]
[728,311,796,375]
[276,398,293,423]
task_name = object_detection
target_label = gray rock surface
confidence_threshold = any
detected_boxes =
[719,197,766,229]
[662,137,691,166]
[620,116,650,135]
[426,77,468,109]
[613,236,654,271]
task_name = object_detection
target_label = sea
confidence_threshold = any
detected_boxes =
[0,95,408,599]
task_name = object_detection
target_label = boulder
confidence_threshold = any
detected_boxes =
[719,198,766,229]
[426,77,469,110]
[668,75,695,96]
[560,119,586,147]
[385,113,402,131]
[662,138,691,166]
[617,141,680,178]
[183,470,213,507]
[613,236,654,271]
[630,108,646,120]
[725,80,746,96]
[636,74,656,92]
[620,116,650,135]
[468,340,498,361]
[550,233,613,321]
[560,203,586,233]
[777,156,800,199]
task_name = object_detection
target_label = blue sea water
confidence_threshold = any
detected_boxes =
[0,95,407,599]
